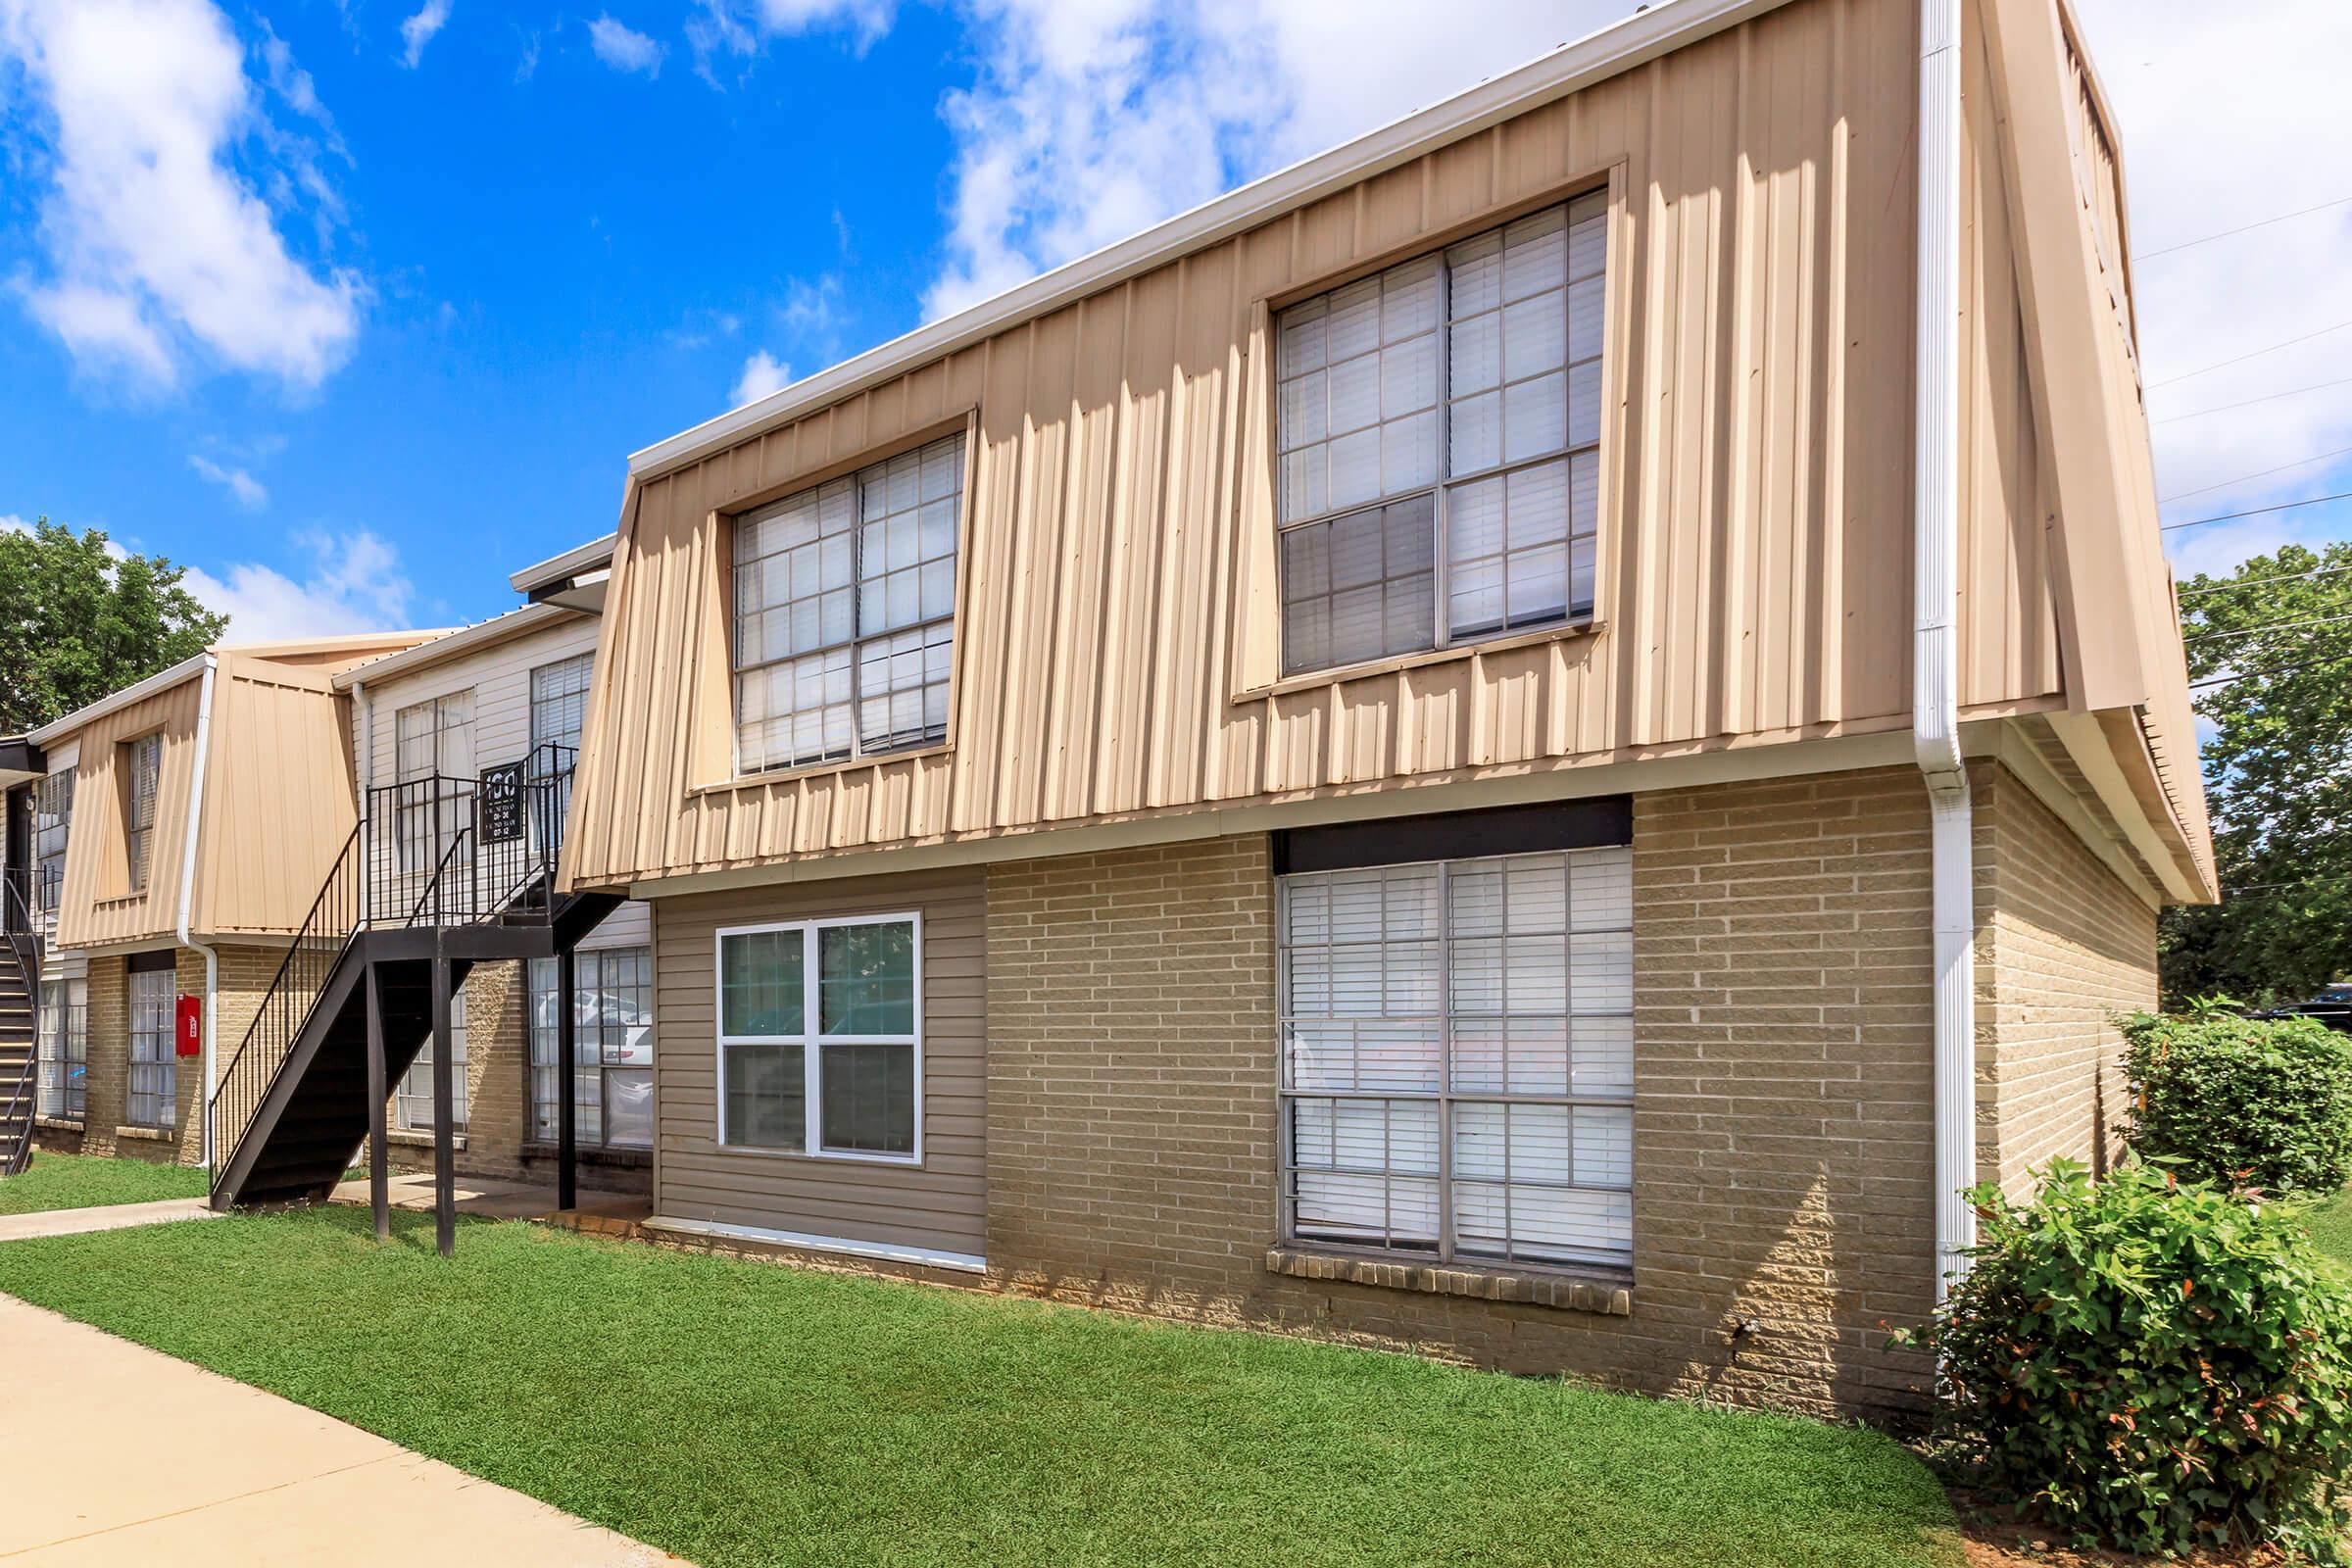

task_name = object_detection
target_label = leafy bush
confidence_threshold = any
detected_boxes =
[1897,1161,2352,1560]
[2122,1007,2352,1194]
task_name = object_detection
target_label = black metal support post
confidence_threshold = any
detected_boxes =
[557,945,577,1211]
[366,961,388,1243]
[431,948,455,1257]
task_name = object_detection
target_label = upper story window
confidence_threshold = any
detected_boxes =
[1275,192,1607,676]
[731,433,962,775]
[394,691,474,872]
[122,734,161,892]
[31,767,73,913]
[529,653,594,767]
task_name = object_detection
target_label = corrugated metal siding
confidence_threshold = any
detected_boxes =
[651,867,987,1257]
[52,677,203,950]
[193,655,362,937]
[568,0,2074,890]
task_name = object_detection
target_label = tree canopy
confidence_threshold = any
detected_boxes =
[0,518,229,735]
[2161,540,2352,1006]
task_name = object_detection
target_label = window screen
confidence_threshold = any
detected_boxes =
[1275,192,1606,675]
[1277,845,1634,1269]
[733,435,961,774]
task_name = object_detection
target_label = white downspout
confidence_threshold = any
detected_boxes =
[1915,0,1976,1298]
[177,654,220,1174]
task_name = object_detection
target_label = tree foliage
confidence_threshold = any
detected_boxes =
[0,518,227,735]
[2161,541,2352,1006]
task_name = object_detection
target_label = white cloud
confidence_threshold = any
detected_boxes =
[399,0,451,68]
[732,350,791,406]
[687,0,893,80]
[589,14,664,75]
[188,454,268,510]
[919,1,1601,319]
[2070,0,2352,540]
[0,0,365,392]
[183,529,417,642]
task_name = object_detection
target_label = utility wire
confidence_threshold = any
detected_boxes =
[2185,611,2352,643]
[2161,443,2352,505]
[2137,194,2352,261]
[2180,564,2352,597]
[2153,375,2352,426]
[2189,654,2352,691]
[2160,491,2352,533]
[2149,319,2352,389]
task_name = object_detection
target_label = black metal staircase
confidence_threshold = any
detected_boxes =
[0,874,41,1178]
[207,747,619,1210]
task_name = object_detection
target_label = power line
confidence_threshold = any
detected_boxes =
[2160,443,2352,505]
[2149,319,2352,389]
[2189,654,2352,691]
[2180,564,2352,598]
[2137,194,2352,261]
[2185,611,2352,643]
[2153,375,2352,426]
[2160,490,2352,533]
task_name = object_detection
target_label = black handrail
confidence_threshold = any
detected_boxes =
[1,872,49,1177]
[206,753,579,1197]
[207,824,363,1194]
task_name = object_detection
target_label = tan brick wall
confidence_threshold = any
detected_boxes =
[980,767,1946,1422]
[1973,761,2159,1193]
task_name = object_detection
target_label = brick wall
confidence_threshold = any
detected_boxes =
[981,766,1946,1422]
[1973,761,2159,1192]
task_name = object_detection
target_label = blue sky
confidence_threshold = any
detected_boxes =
[1,0,2347,639]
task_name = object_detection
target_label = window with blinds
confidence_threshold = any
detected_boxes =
[393,691,474,872]
[732,434,961,775]
[395,988,468,1132]
[126,965,174,1128]
[1274,191,1607,676]
[122,734,161,892]
[31,766,73,913]
[1277,845,1635,1270]
[529,653,594,763]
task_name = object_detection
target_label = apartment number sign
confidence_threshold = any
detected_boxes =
[480,760,525,842]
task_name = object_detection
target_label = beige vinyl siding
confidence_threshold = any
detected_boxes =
[652,867,986,1259]
[357,614,652,951]
[567,0,2083,893]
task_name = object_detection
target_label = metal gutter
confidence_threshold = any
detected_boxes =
[26,653,208,747]
[328,604,576,691]
[625,0,1795,482]
[177,655,220,1173]
[509,533,618,596]
[1914,0,1977,1298]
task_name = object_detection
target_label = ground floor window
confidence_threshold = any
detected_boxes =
[527,947,653,1150]
[125,965,175,1129]
[716,914,918,1162]
[34,976,87,1119]
[395,987,468,1131]
[1276,845,1635,1270]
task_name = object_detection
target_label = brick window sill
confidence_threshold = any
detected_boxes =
[1264,1248,1633,1317]
[384,1130,466,1152]
[114,1124,175,1144]
[34,1115,84,1133]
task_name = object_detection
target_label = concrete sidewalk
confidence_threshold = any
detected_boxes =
[0,1198,219,1244]
[0,1295,681,1566]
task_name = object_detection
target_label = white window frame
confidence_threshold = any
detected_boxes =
[122,733,162,892]
[712,910,924,1167]
[31,766,73,916]
[392,690,475,873]
[35,976,87,1120]
[394,985,468,1132]
[125,964,175,1130]
[1272,190,1609,678]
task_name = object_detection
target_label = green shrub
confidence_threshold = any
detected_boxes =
[1897,1161,2352,1561]
[2121,1007,2352,1194]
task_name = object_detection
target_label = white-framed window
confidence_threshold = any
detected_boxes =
[393,691,475,872]
[126,963,175,1129]
[31,766,73,915]
[714,912,920,1163]
[1275,191,1607,676]
[122,734,162,891]
[1277,845,1635,1270]
[527,945,654,1150]
[529,653,593,765]
[731,434,962,775]
[394,986,468,1131]
[34,976,87,1119]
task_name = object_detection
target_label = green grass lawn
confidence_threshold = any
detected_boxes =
[2307,1186,2352,1270]
[0,1208,1962,1568]
[0,1150,210,1215]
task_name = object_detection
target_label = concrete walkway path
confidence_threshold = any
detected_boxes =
[0,1295,681,1566]
[0,1197,219,1244]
